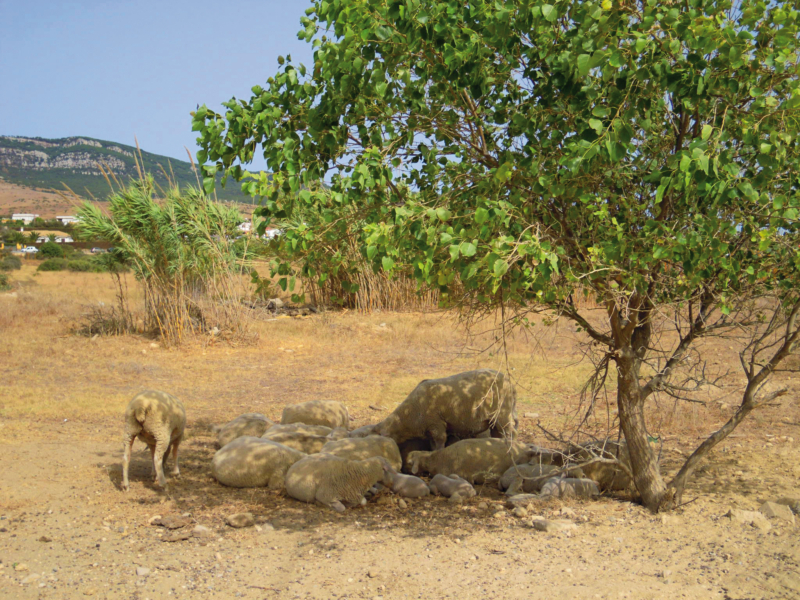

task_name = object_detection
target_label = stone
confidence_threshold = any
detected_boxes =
[148,515,163,526]
[397,499,407,509]
[505,494,542,509]
[376,495,394,506]
[532,519,577,533]
[225,513,255,528]
[559,507,576,517]
[15,563,29,572]
[512,507,528,518]
[162,531,191,542]
[477,502,488,510]
[136,567,151,577]
[37,536,52,543]
[368,570,377,578]
[192,525,213,538]
[523,412,540,419]
[153,515,191,530]
[724,509,772,532]
[760,501,796,523]
[21,573,41,584]
[83,588,97,596]
[776,497,800,516]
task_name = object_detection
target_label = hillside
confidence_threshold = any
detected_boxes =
[0,135,255,203]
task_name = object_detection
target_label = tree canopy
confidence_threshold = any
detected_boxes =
[194,0,800,511]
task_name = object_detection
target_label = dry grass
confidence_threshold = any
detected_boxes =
[1,266,798,454]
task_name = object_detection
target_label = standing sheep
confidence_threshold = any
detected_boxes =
[320,436,403,472]
[211,437,306,489]
[214,413,274,448]
[408,438,534,484]
[281,400,350,429]
[285,454,395,511]
[122,390,186,491]
[372,370,518,450]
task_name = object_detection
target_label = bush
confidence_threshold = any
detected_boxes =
[67,257,107,272]
[0,254,22,271]
[38,242,64,259]
[37,258,68,271]
[0,272,9,290]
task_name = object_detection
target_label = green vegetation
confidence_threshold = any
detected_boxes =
[37,258,69,272]
[195,0,800,511]
[77,176,253,345]
[38,241,64,259]
[0,272,9,291]
[0,254,21,271]
[0,135,255,203]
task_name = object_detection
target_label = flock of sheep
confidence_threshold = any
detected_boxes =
[121,369,635,511]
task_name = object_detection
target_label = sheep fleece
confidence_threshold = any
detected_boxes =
[281,400,350,429]
[211,436,306,489]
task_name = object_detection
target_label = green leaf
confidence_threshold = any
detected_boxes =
[541,4,557,22]
[577,54,591,77]
[461,242,477,257]
[367,245,378,260]
[701,124,713,140]
[381,256,395,271]
[435,207,452,221]
[493,260,508,277]
[475,207,489,224]
[589,118,604,133]
[495,162,513,183]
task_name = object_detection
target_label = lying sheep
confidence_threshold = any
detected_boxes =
[408,438,534,484]
[428,474,477,498]
[261,430,331,454]
[499,463,587,495]
[211,436,305,489]
[372,369,518,450]
[281,400,350,429]
[266,423,337,437]
[385,472,430,498]
[285,454,395,512]
[214,413,274,448]
[122,390,186,491]
[320,436,403,472]
[539,477,600,499]
[566,439,636,491]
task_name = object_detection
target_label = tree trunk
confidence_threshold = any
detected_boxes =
[616,349,671,512]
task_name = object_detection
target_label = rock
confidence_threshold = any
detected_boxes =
[37,536,52,543]
[477,502,488,510]
[760,501,796,523]
[559,507,576,517]
[136,567,151,577]
[523,412,540,419]
[512,507,528,518]
[505,494,542,509]
[21,573,41,584]
[724,509,772,532]
[83,588,97,596]
[225,513,255,528]
[268,298,284,310]
[368,570,377,578]
[448,492,463,505]
[15,564,29,572]
[148,515,163,526]
[397,499,407,509]
[153,515,191,530]
[493,511,507,519]
[192,525,213,538]
[532,518,577,533]
[776,497,800,515]
[162,530,191,542]
[376,495,394,506]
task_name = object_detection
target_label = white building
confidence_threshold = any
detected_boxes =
[55,235,74,244]
[237,220,252,234]
[11,213,39,224]
[56,215,80,225]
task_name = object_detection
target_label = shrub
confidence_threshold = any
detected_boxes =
[0,272,9,291]
[37,258,68,272]
[38,242,64,259]
[0,254,22,271]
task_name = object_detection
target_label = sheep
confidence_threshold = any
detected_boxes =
[320,436,403,472]
[285,454,395,512]
[539,477,600,499]
[499,463,587,495]
[428,474,477,498]
[266,423,336,437]
[122,390,186,491]
[260,430,331,454]
[349,424,378,438]
[281,400,350,429]
[214,413,274,448]
[384,472,431,498]
[211,436,306,489]
[408,438,534,484]
[371,369,518,450]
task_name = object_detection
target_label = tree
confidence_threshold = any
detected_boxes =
[194,0,800,511]
[38,241,65,259]
[26,231,39,245]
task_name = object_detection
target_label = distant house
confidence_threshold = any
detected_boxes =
[36,235,48,244]
[11,213,39,224]
[237,220,252,234]
[56,215,80,225]
[55,235,74,244]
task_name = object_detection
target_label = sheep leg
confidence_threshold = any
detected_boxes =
[152,438,169,488]
[328,500,346,513]
[169,440,181,477]
[149,445,157,480]
[161,442,172,472]
[122,435,135,491]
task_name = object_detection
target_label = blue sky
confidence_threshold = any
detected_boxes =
[0,0,314,170]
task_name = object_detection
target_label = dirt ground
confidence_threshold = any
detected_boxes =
[0,266,799,599]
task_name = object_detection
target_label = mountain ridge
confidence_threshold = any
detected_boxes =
[0,135,253,203]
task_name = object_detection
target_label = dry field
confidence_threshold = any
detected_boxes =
[0,264,798,600]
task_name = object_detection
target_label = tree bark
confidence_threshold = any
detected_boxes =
[616,347,671,512]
